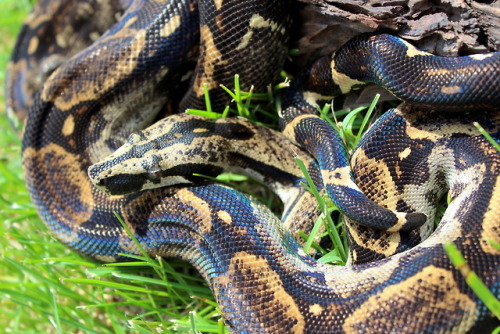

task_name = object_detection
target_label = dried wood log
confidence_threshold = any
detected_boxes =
[295,0,500,63]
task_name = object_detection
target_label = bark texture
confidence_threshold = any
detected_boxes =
[295,0,500,63]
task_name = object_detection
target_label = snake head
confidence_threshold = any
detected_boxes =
[88,115,226,195]
[88,131,199,195]
[88,140,178,195]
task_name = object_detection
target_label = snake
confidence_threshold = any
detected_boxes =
[6,0,500,332]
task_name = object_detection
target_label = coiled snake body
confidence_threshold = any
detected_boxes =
[6,0,500,332]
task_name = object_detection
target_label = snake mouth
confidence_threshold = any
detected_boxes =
[96,174,147,195]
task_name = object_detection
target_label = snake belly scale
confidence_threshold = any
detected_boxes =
[6,0,500,333]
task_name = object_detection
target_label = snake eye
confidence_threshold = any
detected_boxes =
[147,166,161,173]
[40,55,64,81]
[145,167,163,183]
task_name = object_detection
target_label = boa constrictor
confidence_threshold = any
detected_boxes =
[6,0,500,332]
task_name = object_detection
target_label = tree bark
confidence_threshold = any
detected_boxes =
[295,0,500,63]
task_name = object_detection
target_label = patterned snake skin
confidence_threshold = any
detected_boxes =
[6,0,500,332]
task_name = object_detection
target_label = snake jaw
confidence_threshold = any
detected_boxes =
[89,166,164,196]
[89,162,194,195]
[96,173,148,195]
